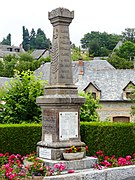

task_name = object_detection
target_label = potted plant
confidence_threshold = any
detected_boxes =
[63,146,88,160]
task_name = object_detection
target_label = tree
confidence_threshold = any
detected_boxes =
[115,41,135,61]
[35,28,51,49]
[22,26,51,50]
[122,28,135,43]
[1,33,11,45]
[0,52,50,77]
[79,92,100,122]
[22,26,30,51]
[107,54,134,69]
[81,31,121,57]
[29,28,36,50]
[0,70,46,124]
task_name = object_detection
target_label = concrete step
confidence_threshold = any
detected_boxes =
[42,156,97,171]
[43,165,135,180]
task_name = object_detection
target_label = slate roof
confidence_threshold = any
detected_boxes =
[0,77,11,87]
[36,59,133,101]
[31,49,50,60]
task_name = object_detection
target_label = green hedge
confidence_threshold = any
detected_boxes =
[0,122,135,157]
[0,124,41,155]
[81,122,135,157]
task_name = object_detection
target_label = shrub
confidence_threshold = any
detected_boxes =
[79,92,100,122]
[0,70,46,124]
[0,124,41,155]
[80,122,135,157]
[0,122,135,157]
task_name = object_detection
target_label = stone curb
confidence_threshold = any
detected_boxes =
[43,165,135,180]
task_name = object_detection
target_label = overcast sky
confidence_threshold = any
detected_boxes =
[0,0,135,46]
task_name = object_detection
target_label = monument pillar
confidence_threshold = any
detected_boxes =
[36,7,85,160]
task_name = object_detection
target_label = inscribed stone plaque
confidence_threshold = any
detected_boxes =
[39,147,51,159]
[45,134,52,144]
[59,112,78,140]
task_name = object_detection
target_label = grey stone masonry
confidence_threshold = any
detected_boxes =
[43,157,97,171]
[48,7,74,87]
[36,7,85,160]
[43,165,135,180]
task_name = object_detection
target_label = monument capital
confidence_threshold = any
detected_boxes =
[48,7,74,25]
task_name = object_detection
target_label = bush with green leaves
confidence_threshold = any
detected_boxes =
[130,85,135,116]
[0,53,51,77]
[0,70,46,124]
[0,124,41,155]
[79,92,100,122]
[81,122,135,157]
[107,54,134,69]
[0,122,135,157]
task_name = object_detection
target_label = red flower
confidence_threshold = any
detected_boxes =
[104,156,109,160]
[126,155,132,161]
[68,169,75,173]
[85,146,88,152]
[96,150,104,156]
[118,157,127,166]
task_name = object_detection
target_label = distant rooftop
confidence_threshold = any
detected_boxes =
[0,77,11,88]
[35,58,135,101]
[0,44,25,58]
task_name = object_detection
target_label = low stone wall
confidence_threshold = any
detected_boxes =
[43,165,135,180]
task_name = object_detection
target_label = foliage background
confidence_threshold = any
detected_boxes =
[0,70,46,124]
[0,122,135,157]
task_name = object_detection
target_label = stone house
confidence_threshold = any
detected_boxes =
[35,58,135,122]
[0,44,25,59]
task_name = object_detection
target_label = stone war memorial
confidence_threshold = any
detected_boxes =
[36,7,86,160]
[34,7,135,180]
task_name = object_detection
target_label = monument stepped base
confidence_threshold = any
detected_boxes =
[43,165,135,180]
[42,156,97,171]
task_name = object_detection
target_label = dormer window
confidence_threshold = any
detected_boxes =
[83,82,101,99]
[126,92,132,99]
[123,81,135,100]
[7,47,12,52]
[14,48,20,52]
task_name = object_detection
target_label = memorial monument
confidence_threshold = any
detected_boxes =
[36,7,85,160]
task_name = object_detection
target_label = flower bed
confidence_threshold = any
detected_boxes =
[94,150,135,170]
[1,150,135,179]
[0,152,66,179]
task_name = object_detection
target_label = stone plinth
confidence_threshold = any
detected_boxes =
[36,94,85,160]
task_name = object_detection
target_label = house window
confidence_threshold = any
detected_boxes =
[92,92,96,99]
[126,92,131,99]
[126,92,135,99]
[15,48,20,52]
[7,48,12,52]
[113,116,130,122]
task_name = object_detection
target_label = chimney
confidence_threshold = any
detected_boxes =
[78,57,84,75]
